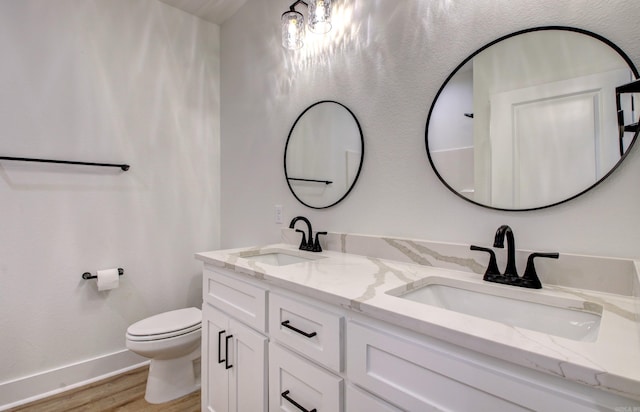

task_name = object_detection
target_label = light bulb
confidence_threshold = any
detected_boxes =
[308,0,332,34]
[281,11,304,50]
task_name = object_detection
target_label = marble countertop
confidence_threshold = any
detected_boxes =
[195,242,640,401]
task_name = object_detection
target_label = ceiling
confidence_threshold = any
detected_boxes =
[158,0,247,25]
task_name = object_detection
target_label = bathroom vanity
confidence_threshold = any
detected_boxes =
[196,231,640,411]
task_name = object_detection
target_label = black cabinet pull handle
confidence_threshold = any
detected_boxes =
[281,320,317,338]
[225,334,233,369]
[281,390,317,412]
[217,330,226,364]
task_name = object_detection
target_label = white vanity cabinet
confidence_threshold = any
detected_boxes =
[201,262,640,412]
[202,265,352,412]
[201,268,268,412]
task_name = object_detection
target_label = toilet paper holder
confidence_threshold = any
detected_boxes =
[82,268,124,280]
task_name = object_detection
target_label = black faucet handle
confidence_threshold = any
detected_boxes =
[290,216,314,251]
[295,229,310,250]
[470,245,501,280]
[522,252,559,289]
[312,232,327,252]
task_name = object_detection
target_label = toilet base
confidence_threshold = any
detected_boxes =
[145,348,201,404]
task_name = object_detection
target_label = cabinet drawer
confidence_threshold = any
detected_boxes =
[269,342,343,412]
[203,267,267,332]
[269,293,342,372]
[347,320,626,412]
[347,321,531,412]
[346,384,403,412]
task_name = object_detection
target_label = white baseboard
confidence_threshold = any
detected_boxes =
[0,349,148,411]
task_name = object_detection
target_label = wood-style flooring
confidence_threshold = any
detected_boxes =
[6,366,200,412]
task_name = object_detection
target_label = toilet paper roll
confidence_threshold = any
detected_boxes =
[97,268,120,291]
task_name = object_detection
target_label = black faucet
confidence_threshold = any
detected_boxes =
[469,245,500,279]
[521,252,560,289]
[471,225,559,289]
[289,216,326,252]
[494,225,518,279]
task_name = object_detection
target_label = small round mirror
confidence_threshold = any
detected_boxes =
[285,101,364,209]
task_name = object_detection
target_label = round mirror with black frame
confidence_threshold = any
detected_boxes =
[284,100,364,209]
[425,26,640,211]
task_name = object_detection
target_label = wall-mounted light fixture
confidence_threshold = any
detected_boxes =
[281,0,332,50]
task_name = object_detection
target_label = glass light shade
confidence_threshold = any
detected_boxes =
[308,0,332,34]
[281,11,305,50]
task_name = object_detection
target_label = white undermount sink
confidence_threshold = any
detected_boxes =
[239,250,323,266]
[394,278,602,342]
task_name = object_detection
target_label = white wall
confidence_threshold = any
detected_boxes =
[428,67,474,196]
[220,0,640,258]
[0,0,220,391]
[429,67,473,152]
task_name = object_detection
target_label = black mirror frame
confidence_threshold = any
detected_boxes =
[425,26,640,212]
[284,100,365,209]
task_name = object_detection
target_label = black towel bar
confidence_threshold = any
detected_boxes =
[287,177,332,185]
[82,268,124,280]
[0,156,130,171]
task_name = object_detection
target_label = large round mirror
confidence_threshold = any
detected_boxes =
[426,27,639,211]
[285,101,364,209]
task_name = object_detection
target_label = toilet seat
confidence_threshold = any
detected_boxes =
[127,307,202,342]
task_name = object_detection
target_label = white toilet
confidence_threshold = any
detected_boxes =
[125,307,202,404]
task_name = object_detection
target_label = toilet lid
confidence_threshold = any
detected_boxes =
[127,307,201,337]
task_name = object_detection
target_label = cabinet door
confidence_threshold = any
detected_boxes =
[228,319,267,412]
[202,304,231,412]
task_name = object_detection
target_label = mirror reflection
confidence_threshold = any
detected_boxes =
[426,27,640,211]
[285,101,364,209]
